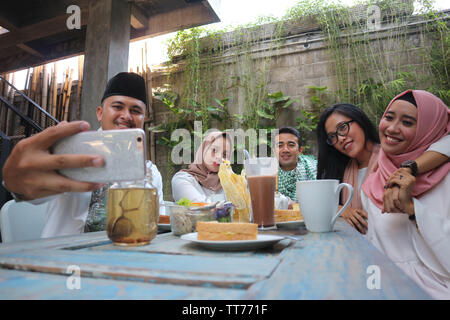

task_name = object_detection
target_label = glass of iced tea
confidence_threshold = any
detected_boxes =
[244,157,278,229]
[106,180,159,246]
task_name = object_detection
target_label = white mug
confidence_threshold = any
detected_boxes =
[296,179,353,232]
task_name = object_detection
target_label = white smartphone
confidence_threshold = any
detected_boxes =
[51,129,146,183]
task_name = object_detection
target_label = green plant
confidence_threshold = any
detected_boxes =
[156,0,449,182]
[296,86,334,146]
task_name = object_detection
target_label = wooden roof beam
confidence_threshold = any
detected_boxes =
[0,16,44,58]
[0,8,89,51]
[131,1,220,40]
[130,4,148,30]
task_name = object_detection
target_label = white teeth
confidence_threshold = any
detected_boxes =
[343,142,352,150]
[386,136,401,143]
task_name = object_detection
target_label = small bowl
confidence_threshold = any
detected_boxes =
[170,205,215,236]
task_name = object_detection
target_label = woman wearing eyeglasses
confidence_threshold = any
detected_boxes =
[316,102,448,234]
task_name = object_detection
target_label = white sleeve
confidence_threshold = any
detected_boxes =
[149,163,165,215]
[171,172,208,203]
[427,134,450,157]
[27,195,57,205]
[412,174,450,277]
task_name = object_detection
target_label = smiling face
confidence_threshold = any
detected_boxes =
[325,112,372,166]
[274,133,302,171]
[379,99,418,155]
[96,95,146,130]
[203,137,232,173]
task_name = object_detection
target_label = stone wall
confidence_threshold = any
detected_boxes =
[149,9,448,200]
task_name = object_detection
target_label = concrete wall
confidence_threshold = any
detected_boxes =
[149,10,448,200]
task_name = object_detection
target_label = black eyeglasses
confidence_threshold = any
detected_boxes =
[326,120,354,146]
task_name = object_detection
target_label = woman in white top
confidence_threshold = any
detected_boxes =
[361,90,449,299]
[172,131,233,203]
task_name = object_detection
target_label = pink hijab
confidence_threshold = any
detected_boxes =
[181,131,233,191]
[362,90,450,209]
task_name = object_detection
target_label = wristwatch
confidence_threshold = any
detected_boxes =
[1,180,26,202]
[400,160,418,177]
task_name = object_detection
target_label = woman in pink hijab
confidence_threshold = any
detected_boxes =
[171,131,233,203]
[361,90,450,299]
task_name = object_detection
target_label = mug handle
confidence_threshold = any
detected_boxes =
[331,183,354,230]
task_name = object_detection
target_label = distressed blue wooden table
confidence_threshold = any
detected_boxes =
[0,218,430,299]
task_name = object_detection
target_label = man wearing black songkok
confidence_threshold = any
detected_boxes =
[2,72,164,238]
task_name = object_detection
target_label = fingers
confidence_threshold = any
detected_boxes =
[354,210,368,229]
[385,169,415,189]
[40,174,102,193]
[33,121,91,150]
[342,208,367,234]
[350,210,367,234]
[381,186,401,213]
[36,154,105,170]
[383,186,399,213]
[349,214,365,234]
[23,172,102,199]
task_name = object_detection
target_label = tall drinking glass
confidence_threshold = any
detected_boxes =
[244,157,278,229]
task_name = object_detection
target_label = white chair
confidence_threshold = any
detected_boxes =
[0,200,48,243]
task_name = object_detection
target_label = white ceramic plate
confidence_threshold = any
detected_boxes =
[276,220,304,229]
[158,224,171,231]
[180,232,284,251]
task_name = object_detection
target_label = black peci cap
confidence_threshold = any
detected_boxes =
[101,72,147,106]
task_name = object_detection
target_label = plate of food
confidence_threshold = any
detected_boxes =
[180,221,284,251]
[274,209,304,229]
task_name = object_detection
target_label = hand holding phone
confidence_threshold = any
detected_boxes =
[2,121,104,200]
[51,129,147,183]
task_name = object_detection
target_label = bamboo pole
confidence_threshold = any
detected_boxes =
[56,68,63,121]
[5,73,15,135]
[38,66,44,125]
[20,68,30,113]
[60,67,69,120]
[41,65,48,111]
[63,68,74,121]
[52,63,58,119]
[0,74,5,133]
[48,67,54,121]
[57,68,66,121]
[2,73,8,97]
[77,55,84,120]
[29,67,38,123]
[144,41,156,163]
[41,65,48,127]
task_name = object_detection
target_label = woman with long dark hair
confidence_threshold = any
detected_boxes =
[316,100,448,234]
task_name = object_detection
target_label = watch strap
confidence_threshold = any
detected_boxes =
[400,160,418,177]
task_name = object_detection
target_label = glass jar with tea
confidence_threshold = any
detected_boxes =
[106,167,159,246]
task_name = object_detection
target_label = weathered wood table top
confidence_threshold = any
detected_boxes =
[0,218,430,299]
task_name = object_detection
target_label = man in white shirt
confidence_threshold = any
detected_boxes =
[2,72,164,238]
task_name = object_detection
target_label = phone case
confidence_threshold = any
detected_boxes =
[51,129,146,183]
